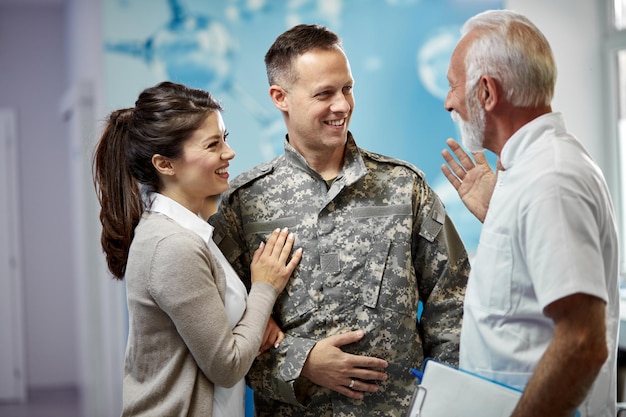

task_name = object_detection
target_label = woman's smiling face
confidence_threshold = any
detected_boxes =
[167,111,235,211]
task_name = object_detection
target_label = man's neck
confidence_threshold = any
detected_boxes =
[289,139,345,180]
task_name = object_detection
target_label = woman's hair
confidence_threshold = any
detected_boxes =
[92,81,222,279]
[462,10,557,108]
[264,23,343,87]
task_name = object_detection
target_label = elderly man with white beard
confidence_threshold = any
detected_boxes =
[440,9,619,417]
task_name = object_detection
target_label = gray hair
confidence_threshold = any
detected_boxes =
[461,10,557,108]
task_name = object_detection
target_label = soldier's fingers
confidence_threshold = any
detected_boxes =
[333,384,364,400]
[327,330,365,348]
[348,379,381,394]
[347,353,388,374]
[349,367,388,383]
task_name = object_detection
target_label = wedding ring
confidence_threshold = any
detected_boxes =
[349,379,355,389]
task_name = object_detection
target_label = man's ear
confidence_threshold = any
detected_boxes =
[479,75,498,111]
[152,154,174,176]
[269,85,288,111]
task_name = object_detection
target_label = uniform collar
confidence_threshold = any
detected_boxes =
[283,131,367,185]
[499,112,565,171]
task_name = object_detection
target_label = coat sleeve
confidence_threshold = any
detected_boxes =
[246,333,318,406]
[149,232,278,387]
[210,191,318,406]
[209,193,253,288]
[412,183,470,366]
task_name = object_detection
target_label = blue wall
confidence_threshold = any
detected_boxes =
[102,1,502,414]
[103,0,501,255]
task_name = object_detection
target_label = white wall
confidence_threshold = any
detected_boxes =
[505,0,610,173]
[64,0,126,415]
[0,3,78,388]
[0,3,126,416]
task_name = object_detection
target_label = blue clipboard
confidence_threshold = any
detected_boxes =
[405,359,522,417]
[405,359,580,417]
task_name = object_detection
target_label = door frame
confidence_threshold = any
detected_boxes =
[0,108,26,402]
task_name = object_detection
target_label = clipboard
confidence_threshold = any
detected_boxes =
[405,359,523,417]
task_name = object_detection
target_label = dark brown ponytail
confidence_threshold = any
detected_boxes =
[92,81,222,279]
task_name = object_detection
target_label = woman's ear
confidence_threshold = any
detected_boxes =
[269,85,288,111]
[152,154,174,176]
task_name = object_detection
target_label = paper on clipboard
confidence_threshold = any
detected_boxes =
[405,359,523,417]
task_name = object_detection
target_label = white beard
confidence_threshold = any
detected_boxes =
[451,99,486,153]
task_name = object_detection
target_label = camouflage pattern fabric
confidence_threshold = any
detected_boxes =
[209,133,469,416]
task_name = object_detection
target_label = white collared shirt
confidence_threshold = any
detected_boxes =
[460,113,619,417]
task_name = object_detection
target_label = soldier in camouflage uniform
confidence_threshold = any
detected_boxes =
[209,24,470,417]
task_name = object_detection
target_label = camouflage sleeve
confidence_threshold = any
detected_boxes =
[413,182,470,366]
[211,193,320,405]
[209,193,252,288]
[246,334,318,406]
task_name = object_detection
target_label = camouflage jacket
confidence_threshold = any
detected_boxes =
[209,133,469,416]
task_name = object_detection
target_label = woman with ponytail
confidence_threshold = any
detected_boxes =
[93,81,302,417]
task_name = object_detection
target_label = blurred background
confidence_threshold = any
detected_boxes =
[0,0,624,416]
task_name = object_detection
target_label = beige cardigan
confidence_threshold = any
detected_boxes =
[121,212,278,416]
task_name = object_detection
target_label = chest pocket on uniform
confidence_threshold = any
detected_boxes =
[353,204,414,313]
[361,238,392,309]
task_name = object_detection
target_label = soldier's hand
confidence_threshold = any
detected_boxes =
[300,330,388,400]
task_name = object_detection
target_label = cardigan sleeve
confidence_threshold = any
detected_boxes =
[148,231,279,387]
